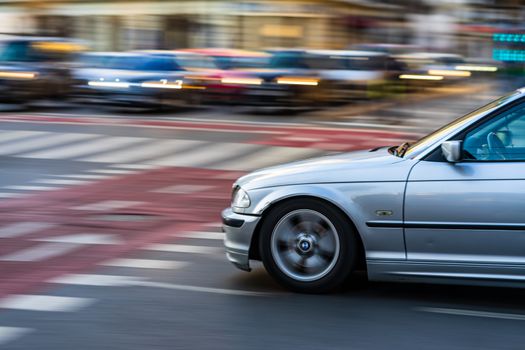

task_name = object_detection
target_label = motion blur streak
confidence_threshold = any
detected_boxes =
[88,81,131,88]
[276,77,320,86]
[0,72,37,79]
[399,74,444,80]
[428,70,471,77]
[455,65,499,72]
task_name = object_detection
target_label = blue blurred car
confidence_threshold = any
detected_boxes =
[0,36,84,104]
[74,51,214,108]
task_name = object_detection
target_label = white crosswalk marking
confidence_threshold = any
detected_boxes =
[89,169,136,175]
[0,132,96,156]
[0,192,26,199]
[54,174,112,180]
[0,242,82,261]
[33,233,121,245]
[0,295,95,312]
[35,178,92,185]
[112,164,159,170]
[177,231,224,240]
[4,185,58,191]
[72,200,142,211]
[0,222,55,239]
[215,146,320,171]
[152,184,213,194]
[50,274,142,286]
[0,128,331,198]
[84,139,202,163]
[100,258,189,269]
[0,130,46,145]
[0,327,32,346]
[20,136,145,159]
[144,243,221,254]
[148,142,260,167]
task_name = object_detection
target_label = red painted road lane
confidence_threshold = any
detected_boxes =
[0,167,239,299]
[0,114,413,151]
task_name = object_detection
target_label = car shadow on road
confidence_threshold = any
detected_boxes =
[340,272,525,312]
[230,266,525,312]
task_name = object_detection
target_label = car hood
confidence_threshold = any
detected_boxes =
[237,147,415,190]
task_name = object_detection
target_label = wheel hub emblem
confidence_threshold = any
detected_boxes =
[297,235,315,254]
[300,241,310,251]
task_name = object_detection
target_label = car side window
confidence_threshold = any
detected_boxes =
[463,102,525,161]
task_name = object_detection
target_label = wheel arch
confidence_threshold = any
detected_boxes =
[249,193,367,271]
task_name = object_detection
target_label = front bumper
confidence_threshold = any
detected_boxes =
[222,208,261,272]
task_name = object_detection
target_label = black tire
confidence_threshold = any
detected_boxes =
[259,198,358,293]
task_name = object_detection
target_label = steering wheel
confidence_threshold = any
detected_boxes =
[487,132,508,160]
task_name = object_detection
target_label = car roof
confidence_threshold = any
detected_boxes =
[307,50,386,57]
[135,50,202,57]
[182,48,270,58]
[396,52,464,59]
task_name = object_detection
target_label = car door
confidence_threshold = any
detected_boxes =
[404,100,525,277]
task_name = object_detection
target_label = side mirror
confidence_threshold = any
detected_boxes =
[441,140,462,163]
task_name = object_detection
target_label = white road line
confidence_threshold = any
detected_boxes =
[320,121,419,130]
[0,192,27,199]
[33,233,121,245]
[84,139,202,163]
[0,242,82,262]
[177,231,224,240]
[4,185,59,191]
[132,280,277,297]
[100,258,189,270]
[148,142,259,167]
[54,174,112,180]
[0,130,46,144]
[50,274,142,286]
[214,146,320,171]
[34,178,92,186]
[72,200,142,211]
[151,184,213,194]
[416,307,525,321]
[0,295,95,312]
[0,327,33,346]
[144,243,221,255]
[49,274,278,297]
[112,164,159,170]
[203,222,222,228]
[0,222,55,239]
[0,133,96,156]
[89,169,136,175]
[20,136,144,159]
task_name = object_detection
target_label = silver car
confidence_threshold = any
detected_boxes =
[222,89,525,293]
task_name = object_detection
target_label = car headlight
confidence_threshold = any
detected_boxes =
[232,186,251,208]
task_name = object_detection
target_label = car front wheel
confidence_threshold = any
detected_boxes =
[259,198,357,293]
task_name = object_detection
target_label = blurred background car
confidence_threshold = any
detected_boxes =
[0,36,85,105]
[214,49,326,109]
[307,49,407,101]
[73,50,216,109]
[182,48,270,71]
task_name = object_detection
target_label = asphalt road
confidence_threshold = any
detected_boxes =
[1,85,525,350]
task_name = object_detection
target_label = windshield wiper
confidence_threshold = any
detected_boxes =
[393,142,411,157]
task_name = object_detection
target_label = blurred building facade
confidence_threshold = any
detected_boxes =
[0,0,523,59]
[0,0,401,50]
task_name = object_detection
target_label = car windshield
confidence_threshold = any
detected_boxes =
[174,55,217,69]
[313,55,385,70]
[214,56,269,70]
[269,53,311,69]
[103,55,181,71]
[396,91,521,157]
